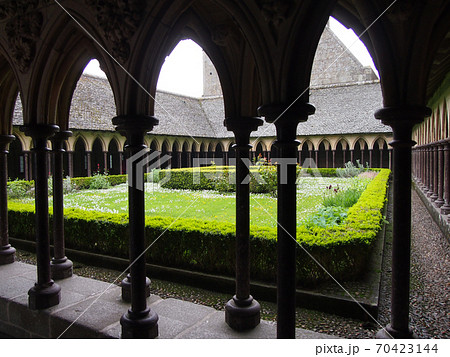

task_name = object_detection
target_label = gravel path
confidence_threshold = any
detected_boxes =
[13,188,450,338]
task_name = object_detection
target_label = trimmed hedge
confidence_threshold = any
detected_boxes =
[8,169,390,287]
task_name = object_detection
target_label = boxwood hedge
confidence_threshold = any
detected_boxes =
[8,169,390,287]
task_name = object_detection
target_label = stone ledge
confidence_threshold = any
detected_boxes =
[413,181,450,244]
[0,262,335,339]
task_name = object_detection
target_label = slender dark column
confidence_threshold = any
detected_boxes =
[24,151,30,180]
[86,151,92,177]
[332,150,336,168]
[380,148,384,169]
[258,103,315,339]
[113,115,159,339]
[375,106,431,339]
[0,135,16,265]
[427,146,434,197]
[103,151,108,173]
[314,150,318,167]
[298,150,302,165]
[431,145,439,201]
[325,150,329,168]
[119,151,124,174]
[435,142,445,207]
[441,142,450,215]
[187,152,192,167]
[389,149,393,170]
[224,117,263,331]
[50,131,73,279]
[350,149,354,164]
[343,149,346,165]
[67,151,74,178]
[21,124,61,310]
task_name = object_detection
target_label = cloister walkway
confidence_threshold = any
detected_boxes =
[0,261,331,339]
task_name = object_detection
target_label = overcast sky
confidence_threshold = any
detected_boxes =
[84,17,377,97]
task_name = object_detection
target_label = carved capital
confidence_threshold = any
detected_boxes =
[85,0,147,64]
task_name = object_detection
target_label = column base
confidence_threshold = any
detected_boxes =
[434,198,445,208]
[28,281,61,310]
[440,204,450,215]
[51,257,73,280]
[376,324,417,339]
[0,244,16,265]
[121,274,151,302]
[225,295,261,331]
[120,308,159,338]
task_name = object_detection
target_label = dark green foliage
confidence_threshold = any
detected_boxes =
[6,179,34,199]
[7,169,390,287]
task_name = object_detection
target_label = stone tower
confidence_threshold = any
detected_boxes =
[202,23,378,96]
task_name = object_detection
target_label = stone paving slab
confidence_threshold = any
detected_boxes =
[0,261,336,339]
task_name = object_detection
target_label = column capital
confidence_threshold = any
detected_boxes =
[375,106,431,124]
[0,134,15,153]
[113,115,158,149]
[258,103,315,142]
[20,124,59,149]
[224,117,263,146]
[50,131,73,151]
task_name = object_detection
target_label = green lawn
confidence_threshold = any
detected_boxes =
[21,176,366,228]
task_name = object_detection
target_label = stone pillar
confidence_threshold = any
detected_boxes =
[86,151,92,177]
[224,117,263,331]
[314,150,318,167]
[427,146,434,196]
[332,150,336,168]
[67,151,74,178]
[350,149,354,164]
[430,145,439,201]
[103,151,108,173]
[113,115,159,339]
[325,150,329,168]
[119,151,124,174]
[50,131,73,279]
[258,103,315,339]
[343,149,346,165]
[369,149,373,168]
[23,151,30,180]
[435,142,445,207]
[0,135,16,265]
[379,148,384,169]
[389,148,393,170]
[440,142,450,215]
[21,124,61,310]
[375,106,431,339]
[223,151,228,166]
[187,151,192,167]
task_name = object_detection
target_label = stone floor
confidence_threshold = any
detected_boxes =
[0,261,334,339]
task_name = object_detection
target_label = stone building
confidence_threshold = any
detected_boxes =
[9,25,391,180]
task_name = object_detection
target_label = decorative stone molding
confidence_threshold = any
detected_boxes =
[257,0,291,26]
[85,0,147,63]
[0,0,43,72]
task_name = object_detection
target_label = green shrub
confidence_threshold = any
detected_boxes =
[304,206,348,229]
[323,179,369,208]
[8,169,390,287]
[89,172,111,190]
[7,179,34,199]
[336,160,367,177]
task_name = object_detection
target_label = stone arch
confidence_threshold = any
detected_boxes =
[335,138,350,168]
[73,136,88,177]
[372,137,389,169]
[107,137,121,175]
[352,138,369,167]
[317,139,332,168]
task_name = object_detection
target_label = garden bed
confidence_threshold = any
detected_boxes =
[7,169,390,287]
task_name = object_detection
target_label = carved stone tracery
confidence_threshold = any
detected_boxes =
[0,0,43,72]
[85,0,147,64]
[257,0,292,26]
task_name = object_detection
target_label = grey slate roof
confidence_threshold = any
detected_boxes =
[13,74,391,138]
